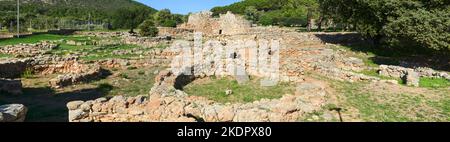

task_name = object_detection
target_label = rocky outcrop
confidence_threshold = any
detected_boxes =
[0,79,22,95]
[0,104,28,122]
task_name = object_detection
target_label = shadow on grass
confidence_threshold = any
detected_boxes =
[314,33,450,71]
[0,85,112,122]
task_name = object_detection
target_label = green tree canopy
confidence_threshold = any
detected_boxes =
[319,0,450,52]
[138,20,158,37]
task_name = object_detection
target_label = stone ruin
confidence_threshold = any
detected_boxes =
[0,58,28,95]
[67,68,329,122]
[65,11,393,122]
[66,32,343,122]
[0,45,109,90]
[379,65,450,87]
[160,11,251,36]
[0,41,58,57]
[48,62,108,88]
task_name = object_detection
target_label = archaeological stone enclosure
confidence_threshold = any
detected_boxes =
[1,11,449,122]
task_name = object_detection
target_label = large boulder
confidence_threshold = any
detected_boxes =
[0,104,28,122]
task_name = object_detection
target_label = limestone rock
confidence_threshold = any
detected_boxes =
[68,109,88,122]
[0,104,28,122]
[406,69,419,87]
[49,64,107,88]
[67,101,85,110]
[225,89,233,96]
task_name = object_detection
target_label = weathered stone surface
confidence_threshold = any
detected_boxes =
[0,104,28,122]
[178,11,251,35]
[406,69,419,87]
[0,41,58,57]
[0,59,30,79]
[0,79,22,95]
[379,65,449,82]
[49,64,107,88]
[235,73,250,84]
[68,68,329,122]
[68,109,88,122]
[67,101,85,110]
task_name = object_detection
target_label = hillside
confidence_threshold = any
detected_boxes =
[211,0,318,27]
[0,0,156,30]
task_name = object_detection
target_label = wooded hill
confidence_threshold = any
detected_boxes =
[0,0,157,30]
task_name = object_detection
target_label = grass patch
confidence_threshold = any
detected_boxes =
[0,34,89,46]
[154,43,169,49]
[97,83,114,94]
[184,77,295,103]
[419,77,450,89]
[51,44,143,61]
[79,44,142,61]
[330,79,449,122]
[21,68,34,79]
[51,44,94,55]
[119,73,129,79]
[99,67,161,97]
[0,53,12,58]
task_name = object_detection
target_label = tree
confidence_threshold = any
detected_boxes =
[211,0,319,27]
[319,0,450,52]
[383,9,450,51]
[138,20,158,37]
[244,6,260,22]
[112,6,152,32]
[153,9,180,27]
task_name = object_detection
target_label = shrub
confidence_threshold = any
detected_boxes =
[138,20,158,37]
[21,68,34,79]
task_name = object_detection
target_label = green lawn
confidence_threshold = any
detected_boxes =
[0,53,12,58]
[0,34,89,46]
[184,77,295,103]
[98,67,162,97]
[420,77,450,89]
[50,43,144,61]
[79,44,143,61]
[330,79,450,122]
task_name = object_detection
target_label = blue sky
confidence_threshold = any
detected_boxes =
[136,0,241,14]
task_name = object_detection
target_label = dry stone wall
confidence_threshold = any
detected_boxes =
[0,42,58,57]
[379,65,450,86]
[49,64,107,88]
[67,69,329,122]
[0,58,31,79]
